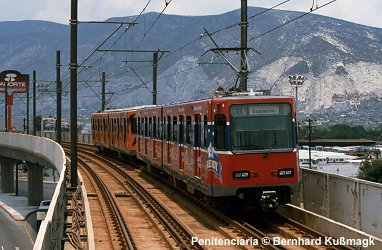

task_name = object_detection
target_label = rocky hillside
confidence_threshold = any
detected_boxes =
[0,7,381,128]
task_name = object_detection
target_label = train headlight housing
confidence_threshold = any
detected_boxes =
[233,171,250,179]
[278,168,294,178]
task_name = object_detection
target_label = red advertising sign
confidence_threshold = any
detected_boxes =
[0,70,29,94]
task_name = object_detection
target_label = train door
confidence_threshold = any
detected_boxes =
[172,116,178,167]
[165,116,171,166]
[201,115,209,181]
[185,116,194,176]
[179,116,184,171]
[144,117,148,156]
[193,114,201,178]
[152,116,156,159]
[123,116,127,150]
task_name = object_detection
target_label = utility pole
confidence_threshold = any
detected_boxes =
[239,0,248,91]
[306,118,317,169]
[4,78,7,132]
[152,51,158,105]
[206,0,255,92]
[33,70,36,136]
[56,50,62,144]
[308,119,312,169]
[288,75,305,141]
[102,72,106,111]
[70,0,78,187]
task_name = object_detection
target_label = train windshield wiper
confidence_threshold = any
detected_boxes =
[264,132,278,158]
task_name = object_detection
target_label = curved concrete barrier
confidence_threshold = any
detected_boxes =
[0,132,66,250]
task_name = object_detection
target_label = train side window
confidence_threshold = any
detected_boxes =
[158,116,161,139]
[120,118,122,136]
[186,116,192,145]
[153,117,157,139]
[167,116,171,141]
[214,114,226,150]
[172,116,177,142]
[124,118,127,142]
[194,115,201,147]
[138,117,141,135]
[203,115,208,147]
[117,118,120,135]
[130,116,137,135]
[141,117,145,136]
[179,116,184,144]
[163,117,167,139]
[149,117,153,138]
[144,117,148,137]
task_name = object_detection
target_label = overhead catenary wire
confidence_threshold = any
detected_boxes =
[61,0,155,94]
[159,0,338,82]
[249,0,337,42]
[107,0,303,98]
[64,0,338,104]
[134,0,173,50]
[69,0,287,99]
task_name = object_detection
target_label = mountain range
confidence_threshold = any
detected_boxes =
[0,7,381,129]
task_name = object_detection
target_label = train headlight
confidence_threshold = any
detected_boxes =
[233,171,250,179]
[278,168,294,178]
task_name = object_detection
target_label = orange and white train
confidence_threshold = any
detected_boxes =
[91,93,299,209]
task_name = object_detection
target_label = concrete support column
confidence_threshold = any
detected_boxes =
[27,162,43,206]
[0,157,15,193]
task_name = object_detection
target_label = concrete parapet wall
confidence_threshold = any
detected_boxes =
[0,132,66,250]
[0,132,65,171]
[299,168,382,239]
[37,132,93,145]
[78,171,95,249]
[279,204,382,250]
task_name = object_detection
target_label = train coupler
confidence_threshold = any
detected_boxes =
[260,191,279,211]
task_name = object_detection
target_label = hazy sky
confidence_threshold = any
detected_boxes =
[0,0,381,28]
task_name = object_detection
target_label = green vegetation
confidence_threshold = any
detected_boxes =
[299,124,382,141]
[357,160,382,184]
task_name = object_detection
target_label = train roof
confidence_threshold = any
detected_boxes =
[93,105,156,113]
[92,91,294,115]
[163,93,293,106]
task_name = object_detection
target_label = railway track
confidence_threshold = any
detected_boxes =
[66,143,356,249]
[65,149,135,249]
[83,146,288,250]
[65,144,204,249]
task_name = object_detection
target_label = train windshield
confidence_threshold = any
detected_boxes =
[230,103,294,153]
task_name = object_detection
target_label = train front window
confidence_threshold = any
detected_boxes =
[230,103,293,153]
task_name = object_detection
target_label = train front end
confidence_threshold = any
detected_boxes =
[207,95,298,209]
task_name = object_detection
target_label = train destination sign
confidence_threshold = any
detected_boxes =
[0,70,29,93]
[231,104,281,117]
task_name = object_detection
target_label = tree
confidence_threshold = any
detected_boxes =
[357,160,382,184]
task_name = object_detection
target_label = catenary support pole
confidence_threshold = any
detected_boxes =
[70,0,78,187]
[33,70,36,136]
[239,0,248,91]
[56,50,62,144]
[152,51,158,105]
[102,72,106,111]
